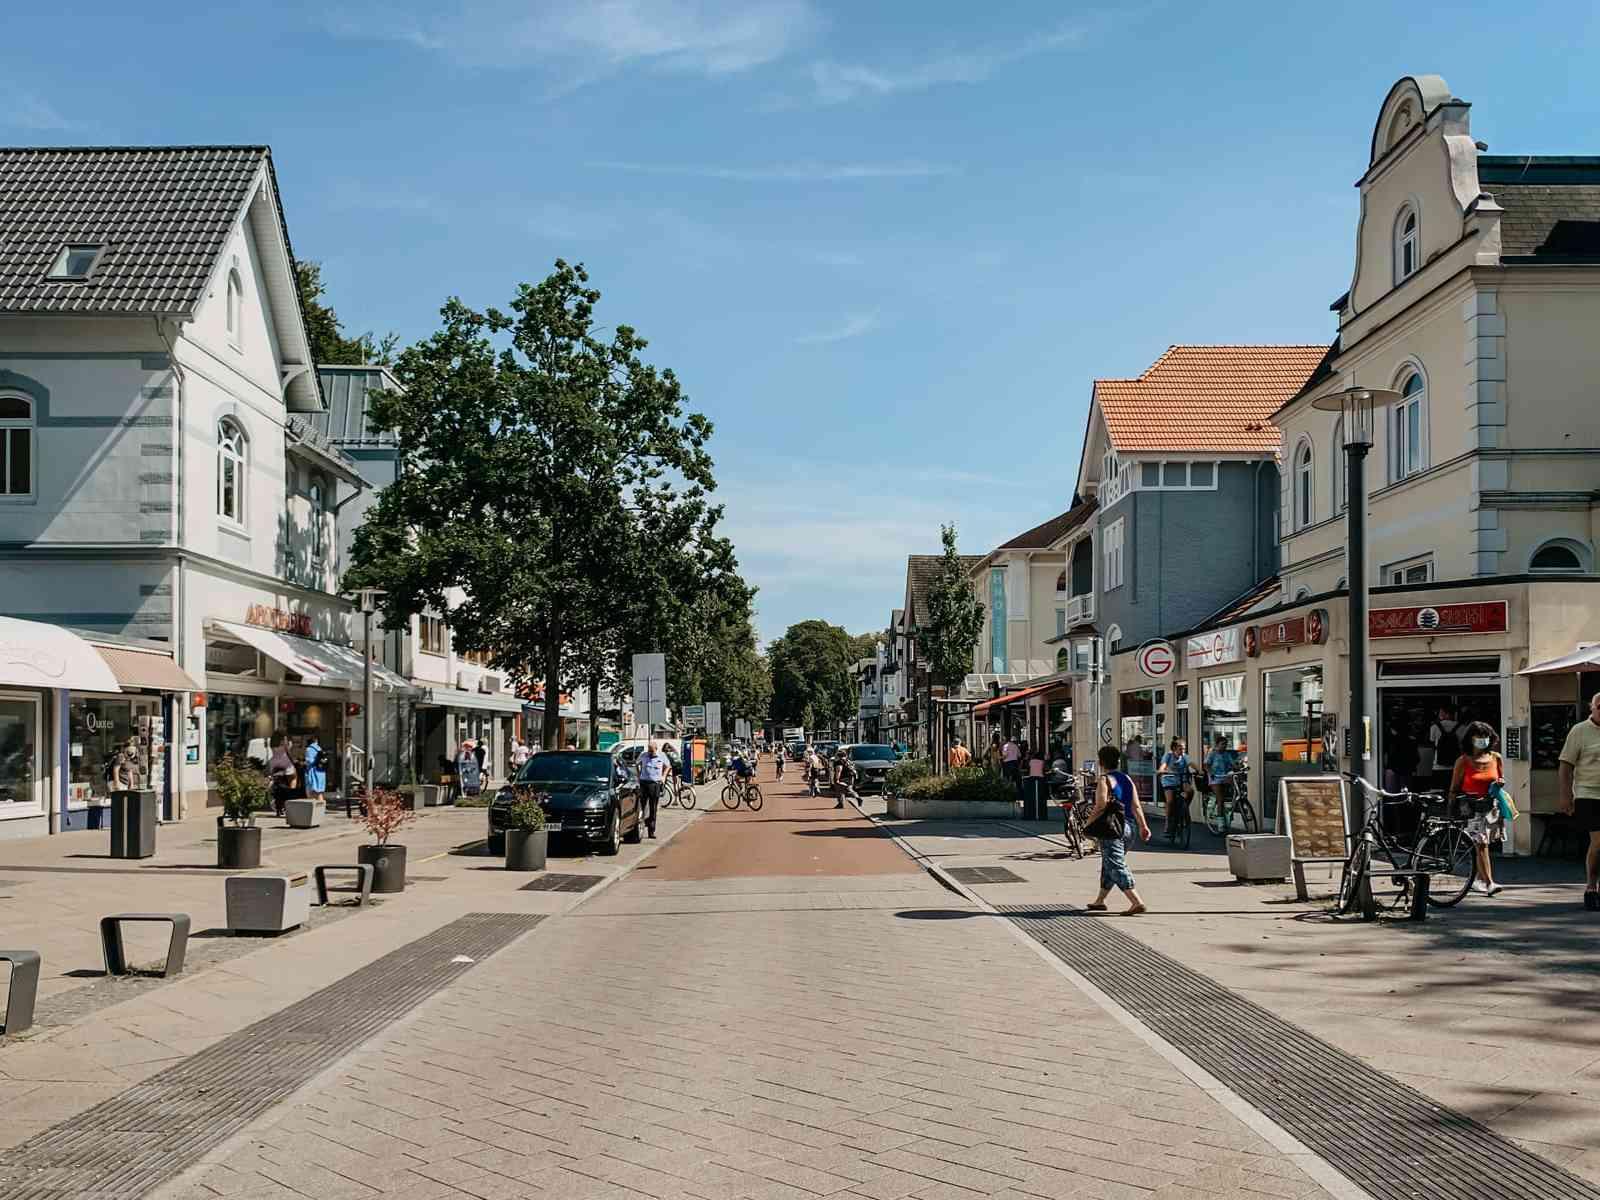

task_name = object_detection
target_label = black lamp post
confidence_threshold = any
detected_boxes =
[1310,385,1399,829]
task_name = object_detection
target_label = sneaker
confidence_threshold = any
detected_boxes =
[1485,883,1503,897]
[1474,881,1491,895]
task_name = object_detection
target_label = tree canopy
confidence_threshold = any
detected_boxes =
[917,524,985,691]
[767,619,858,732]
[295,261,397,367]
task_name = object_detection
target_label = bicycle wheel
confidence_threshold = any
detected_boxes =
[679,784,697,811]
[1337,840,1370,915]
[1418,824,1475,907]
[745,785,764,812]
[721,784,738,810]
[1237,801,1259,834]
[1203,797,1224,836]
[1178,805,1192,851]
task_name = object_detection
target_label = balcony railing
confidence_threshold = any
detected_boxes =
[1066,592,1095,626]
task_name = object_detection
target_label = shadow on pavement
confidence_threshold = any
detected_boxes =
[790,827,899,839]
[893,909,982,921]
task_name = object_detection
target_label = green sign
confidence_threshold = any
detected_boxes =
[597,730,619,750]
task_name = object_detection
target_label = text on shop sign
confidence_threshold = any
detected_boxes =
[245,604,312,636]
[1369,601,1508,638]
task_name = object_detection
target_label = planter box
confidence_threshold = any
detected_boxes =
[421,785,443,808]
[217,824,262,870]
[284,798,324,829]
[357,843,407,893]
[1227,834,1292,882]
[226,872,311,933]
[110,790,158,858]
[505,828,547,871]
[886,797,1018,821]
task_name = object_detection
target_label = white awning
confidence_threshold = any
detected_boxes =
[206,620,410,691]
[1518,644,1600,676]
[0,617,122,692]
[416,686,527,714]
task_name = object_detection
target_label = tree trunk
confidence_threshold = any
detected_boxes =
[543,632,562,750]
[588,674,601,749]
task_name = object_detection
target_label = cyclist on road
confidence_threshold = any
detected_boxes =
[775,749,786,782]
[1159,737,1189,835]
[637,740,670,839]
[1205,733,1239,796]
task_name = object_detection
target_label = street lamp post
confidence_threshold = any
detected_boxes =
[349,588,387,817]
[1311,386,1399,831]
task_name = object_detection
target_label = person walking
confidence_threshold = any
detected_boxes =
[985,732,1003,775]
[833,749,860,809]
[805,744,825,797]
[302,735,327,809]
[637,740,670,838]
[1447,721,1506,897]
[1084,744,1151,915]
[266,736,297,818]
[775,748,786,781]
[510,736,532,774]
[947,737,972,770]
[1559,691,1600,910]
[1001,733,1022,794]
[1429,703,1462,787]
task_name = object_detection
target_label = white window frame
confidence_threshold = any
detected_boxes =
[309,479,326,568]
[1528,538,1592,574]
[0,692,43,816]
[0,391,36,500]
[47,244,103,281]
[1331,418,1346,512]
[1293,439,1314,529]
[1382,554,1434,587]
[217,418,247,527]
[1395,205,1419,284]
[1104,518,1125,591]
[1392,368,1427,482]
[226,268,244,348]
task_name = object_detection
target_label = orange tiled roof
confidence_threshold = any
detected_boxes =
[1094,344,1329,454]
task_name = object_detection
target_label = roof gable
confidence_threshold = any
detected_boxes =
[995,499,1097,552]
[904,553,983,630]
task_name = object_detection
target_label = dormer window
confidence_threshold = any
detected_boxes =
[1395,206,1419,283]
[47,244,103,281]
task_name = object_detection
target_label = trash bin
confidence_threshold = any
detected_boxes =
[110,789,158,859]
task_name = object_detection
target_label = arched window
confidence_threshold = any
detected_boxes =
[1106,623,1123,648]
[1529,539,1591,573]
[226,269,243,345]
[1395,206,1419,283]
[217,418,247,523]
[1055,570,1066,593]
[1294,441,1314,529]
[1293,587,1310,602]
[1056,647,1071,671]
[1393,370,1426,481]
[0,392,35,498]
[309,479,326,563]
[1331,418,1346,512]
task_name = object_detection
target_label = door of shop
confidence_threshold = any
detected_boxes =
[1119,688,1165,802]
[1376,658,1503,799]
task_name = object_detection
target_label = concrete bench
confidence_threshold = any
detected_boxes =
[100,913,190,977]
[0,950,40,1035]
[313,864,374,907]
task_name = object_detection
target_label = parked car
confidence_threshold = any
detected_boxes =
[489,750,641,856]
[786,740,805,761]
[843,743,898,793]
[817,741,841,761]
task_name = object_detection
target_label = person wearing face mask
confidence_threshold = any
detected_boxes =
[1447,720,1505,896]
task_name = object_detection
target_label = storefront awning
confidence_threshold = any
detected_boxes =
[92,644,202,692]
[416,686,527,714]
[972,680,1070,716]
[1518,644,1600,675]
[0,617,121,692]
[206,620,410,691]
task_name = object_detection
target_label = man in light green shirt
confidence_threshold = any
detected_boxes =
[1558,690,1600,909]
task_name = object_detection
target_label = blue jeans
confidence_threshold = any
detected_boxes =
[1099,830,1136,892]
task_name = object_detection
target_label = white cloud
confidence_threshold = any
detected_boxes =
[588,159,955,182]
[1,88,81,132]
[793,312,880,345]
[321,0,821,77]
[807,20,1088,104]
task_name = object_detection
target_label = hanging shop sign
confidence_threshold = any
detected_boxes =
[1136,640,1175,680]
[245,604,312,636]
[1185,627,1242,669]
[1369,600,1508,638]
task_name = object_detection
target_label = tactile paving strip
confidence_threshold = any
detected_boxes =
[999,904,1600,1200]
[520,873,605,893]
[0,912,544,1199]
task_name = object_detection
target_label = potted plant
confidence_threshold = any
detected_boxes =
[504,793,548,871]
[214,755,268,869]
[357,787,417,893]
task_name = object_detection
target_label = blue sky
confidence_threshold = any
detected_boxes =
[5,2,1598,643]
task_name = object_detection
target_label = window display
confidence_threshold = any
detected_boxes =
[1201,674,1248,761]
[0,696,40,811]
[1262,665,1328,823]
[206,693,274,772]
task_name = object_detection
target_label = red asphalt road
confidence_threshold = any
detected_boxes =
[644,761,918,881]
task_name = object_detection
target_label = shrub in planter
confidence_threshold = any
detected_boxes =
[357,787,418,893]
[885,758,932,794]
[214,755,268,868]
[504,794,548,871]
[900,766,1015,805]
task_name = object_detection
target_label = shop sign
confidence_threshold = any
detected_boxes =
[1185,627,1242,669]
[245,604,312,636]
[1369,600,1508,639]
[1136,641,1175,679]
[1280,777,1350,863]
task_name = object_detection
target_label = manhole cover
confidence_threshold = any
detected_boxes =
[947,866,1027,885]
[520,873,605,893]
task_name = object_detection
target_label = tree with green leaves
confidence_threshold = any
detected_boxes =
[917,524,985,692]
[294,261,398,366]
[346,260,734,746]
[768,619,855,732]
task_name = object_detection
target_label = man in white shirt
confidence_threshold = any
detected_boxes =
[637,741,670,839]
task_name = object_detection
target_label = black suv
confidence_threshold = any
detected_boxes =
[489,751,641,856]
[844,743,897,793]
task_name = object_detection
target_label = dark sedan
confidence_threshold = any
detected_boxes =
[845,743,897,793]
[488,751,641,857]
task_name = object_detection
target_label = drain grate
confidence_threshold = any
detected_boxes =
[946,866,1027,885]
[999,905,1600,1200]
[520,873,605,893]
[0,912,543,1200]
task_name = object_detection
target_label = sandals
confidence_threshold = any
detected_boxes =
[1125,904,1148,916]
[1085,903,1108,912]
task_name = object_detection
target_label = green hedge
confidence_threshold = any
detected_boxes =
[900,766,1015,805]
[885,758,932,793]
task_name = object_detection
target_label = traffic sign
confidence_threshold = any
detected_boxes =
[1136,640,1175,679]
[705,701,722,736]
[632,653,667,728]
[681,703,706,730]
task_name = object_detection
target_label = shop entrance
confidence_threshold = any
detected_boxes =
[1376,658,1503,795]
[1118,688,1165,802]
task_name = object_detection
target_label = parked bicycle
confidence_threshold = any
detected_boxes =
[721,774,764,811]
[1195,768,1257,836]
[1338,775,1474,916]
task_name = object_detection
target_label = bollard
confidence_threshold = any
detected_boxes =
[1408,872,1430,921]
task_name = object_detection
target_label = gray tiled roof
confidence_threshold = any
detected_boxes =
[310,366,402,446]
[905,553,983,629]
[0,145,267,314]
[1480,157,1600,259]
[995,499,1097,551]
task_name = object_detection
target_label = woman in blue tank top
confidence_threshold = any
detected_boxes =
[1086,744,1150,915]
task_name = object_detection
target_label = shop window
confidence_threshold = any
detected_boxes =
[1263,664,1331,822]
[0,694,41,812]
[0,392,34,498]
[1393,370,1426,482]
[69,698,163,805]
[217,418,247,524]
[205,693,274,772]
[1200,674,1247,773]
[1119,688,1165,801]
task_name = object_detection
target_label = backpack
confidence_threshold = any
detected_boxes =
[1434,722,1461,767]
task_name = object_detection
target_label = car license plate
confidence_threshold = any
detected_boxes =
[544,821,562,832]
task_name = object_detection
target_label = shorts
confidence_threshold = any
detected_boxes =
[1575,796,1600,834]
[1099,831,1136,892]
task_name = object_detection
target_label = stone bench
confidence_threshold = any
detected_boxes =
[0,950,40,1035]
[100,913,190,977]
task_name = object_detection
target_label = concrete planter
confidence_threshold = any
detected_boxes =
[226,872,310,933]
[505,828,547,871]
[886,797,1019,821]
[1226,834,1292,882]
[284,798,324,829]
[217,825,262,869]
[357,843,407,893]
[421,785,443,808]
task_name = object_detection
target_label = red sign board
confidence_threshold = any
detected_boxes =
[246,603,312,637]
[1369,600,1508,638]
[1254,617,1307,653]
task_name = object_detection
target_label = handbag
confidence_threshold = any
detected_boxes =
[1083,803,1126,841]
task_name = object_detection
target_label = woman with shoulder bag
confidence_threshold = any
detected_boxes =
[1084,744,1151,915]
[266,736,297,818]
[1448,721,1506,897]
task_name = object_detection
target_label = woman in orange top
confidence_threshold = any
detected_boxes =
[1448,720,1505,897]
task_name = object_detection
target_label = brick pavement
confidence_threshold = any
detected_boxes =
[154,764,1338,1200]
